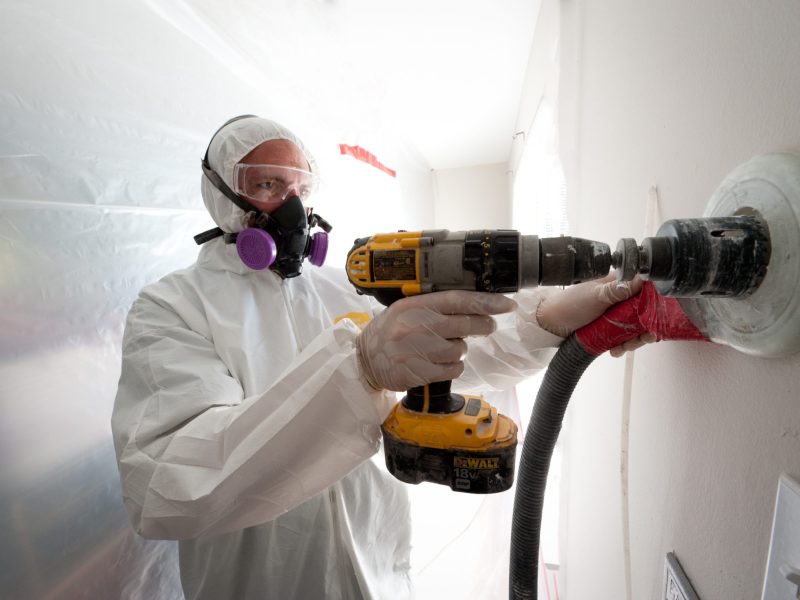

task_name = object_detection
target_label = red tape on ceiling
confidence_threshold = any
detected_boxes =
[339,144,396,177]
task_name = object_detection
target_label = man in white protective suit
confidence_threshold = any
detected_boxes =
[111,115,650,600]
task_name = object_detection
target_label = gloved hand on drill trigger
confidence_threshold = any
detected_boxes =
[535,273,657,357]
[356,290,518,391]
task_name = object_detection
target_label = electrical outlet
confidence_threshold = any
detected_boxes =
[762,475,800,600]
[664,553,701,600]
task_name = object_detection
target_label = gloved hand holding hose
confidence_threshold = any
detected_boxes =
[536,273,657,357]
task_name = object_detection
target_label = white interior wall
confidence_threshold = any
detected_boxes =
[432,163,511,229]
[509,0,557,176]
[512,1,800,599]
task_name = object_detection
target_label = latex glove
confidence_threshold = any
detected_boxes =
[356,291,517,391]
[536,273,656,357]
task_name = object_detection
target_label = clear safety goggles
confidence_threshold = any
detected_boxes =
[233,164,319,206]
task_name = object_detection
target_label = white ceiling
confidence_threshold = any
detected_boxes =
[149,0,541,171]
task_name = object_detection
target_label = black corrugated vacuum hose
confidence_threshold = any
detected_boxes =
[509,334,597,599]
[508,280,709,599]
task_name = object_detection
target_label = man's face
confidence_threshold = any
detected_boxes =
[236,139,315,213]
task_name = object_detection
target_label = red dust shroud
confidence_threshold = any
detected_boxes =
[576,280,708,354]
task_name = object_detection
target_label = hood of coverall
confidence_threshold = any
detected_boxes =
[201,116,319,234]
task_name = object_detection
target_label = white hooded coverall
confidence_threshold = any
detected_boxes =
[111,117,563,599]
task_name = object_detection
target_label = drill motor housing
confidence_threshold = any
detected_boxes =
[347,229,611,302]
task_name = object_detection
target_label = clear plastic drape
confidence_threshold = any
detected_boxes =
[0,1,515,597]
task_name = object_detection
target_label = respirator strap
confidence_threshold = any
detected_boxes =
[201,159,260,214]
[194,225,250,246]
[193,227,247,246]
[194,227,225,245]
[200,113,262,215]
[195,115,264,246]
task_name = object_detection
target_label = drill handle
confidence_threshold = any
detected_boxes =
[402,381,466,414]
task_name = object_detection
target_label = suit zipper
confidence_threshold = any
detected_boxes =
[280,280,302,346]
[328,486,353,590]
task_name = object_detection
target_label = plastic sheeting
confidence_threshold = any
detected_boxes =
[0,169,204,597]
[0,1,529,598]
[2,2,302,598]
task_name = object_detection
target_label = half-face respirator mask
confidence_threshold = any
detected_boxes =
[193,116,332,278]
[234,196,331,274]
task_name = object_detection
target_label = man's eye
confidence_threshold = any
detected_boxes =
[256,179,279,191]
[299,185,311,199]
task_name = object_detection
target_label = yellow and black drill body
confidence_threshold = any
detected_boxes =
[346,229,611,494]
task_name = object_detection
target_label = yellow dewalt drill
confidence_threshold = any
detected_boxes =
[346,229,612,494]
